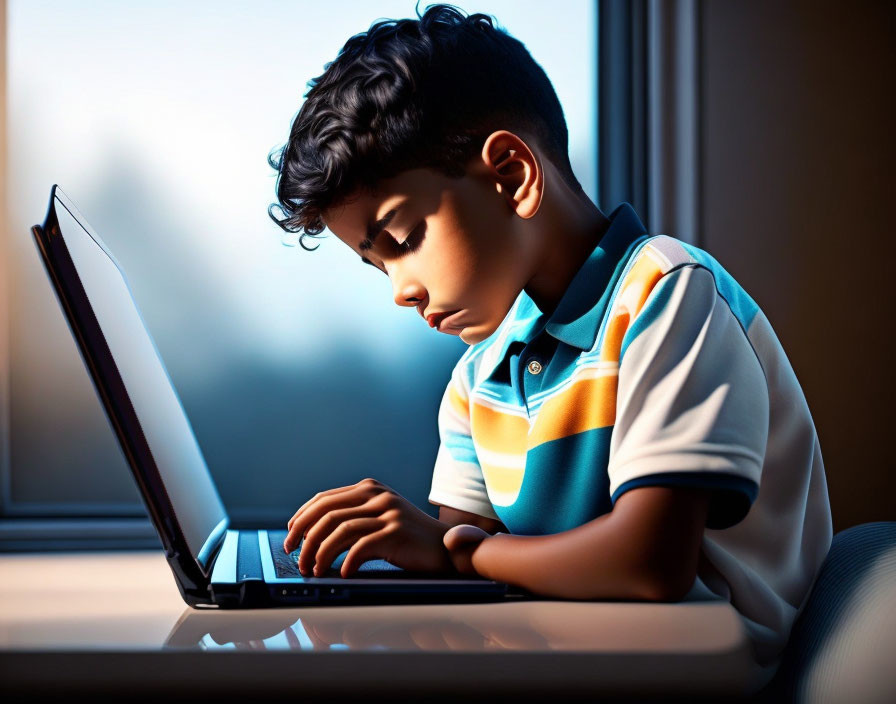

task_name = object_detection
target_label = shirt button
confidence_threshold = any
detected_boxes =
[526,359,543,375]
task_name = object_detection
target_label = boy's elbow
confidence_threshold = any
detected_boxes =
[565,565,693,602]
[637,568,697,603]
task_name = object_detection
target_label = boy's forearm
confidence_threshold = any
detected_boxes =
[469,512,672,601]
[465,486,711,600]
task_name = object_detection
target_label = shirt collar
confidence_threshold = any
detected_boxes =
[542,201,649,350]
[476,202,648,384]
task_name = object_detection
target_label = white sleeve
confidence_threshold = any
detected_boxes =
[428,363,500,520]
[607,265,769,529]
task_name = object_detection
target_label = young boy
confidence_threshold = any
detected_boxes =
[268,4,832,675]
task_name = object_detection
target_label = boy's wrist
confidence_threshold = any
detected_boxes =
[442,524,502,577]
[468,531,510,580]
[430,518,466,574]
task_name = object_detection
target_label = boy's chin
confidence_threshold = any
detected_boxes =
[459,323,497,346]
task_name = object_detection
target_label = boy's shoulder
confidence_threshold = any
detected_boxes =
[618,234,741,295]
[450,232,762,393]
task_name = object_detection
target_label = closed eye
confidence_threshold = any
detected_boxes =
[396,221,425,253]
[360,221,425,274]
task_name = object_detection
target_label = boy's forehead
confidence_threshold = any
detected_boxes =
[322,168,445,248]
[323,190,400,250]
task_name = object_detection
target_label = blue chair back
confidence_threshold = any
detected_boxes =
[756,521,896,702]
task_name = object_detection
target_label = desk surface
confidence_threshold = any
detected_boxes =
[0,551,764,701]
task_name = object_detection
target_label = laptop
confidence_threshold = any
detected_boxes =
[31,184,514,608]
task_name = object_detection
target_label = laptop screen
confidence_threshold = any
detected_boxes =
[51,190,227,569]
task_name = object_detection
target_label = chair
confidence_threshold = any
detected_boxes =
[752,521,896,703]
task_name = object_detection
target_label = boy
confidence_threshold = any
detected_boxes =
[268,4,832,675]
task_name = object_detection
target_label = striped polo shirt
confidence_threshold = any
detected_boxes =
[429,202,832,672]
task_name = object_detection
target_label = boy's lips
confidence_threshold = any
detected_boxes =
[425,309,463,331]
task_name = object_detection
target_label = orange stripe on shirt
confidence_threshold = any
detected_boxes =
[480,463,525,498]
[527,370,618,448]
[600,251,665,363]
[470,401,529,456]
[447,383,469,418]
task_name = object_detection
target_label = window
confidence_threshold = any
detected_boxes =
[0,0,597,548]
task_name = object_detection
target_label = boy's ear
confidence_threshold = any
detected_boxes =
[480,130,544,219]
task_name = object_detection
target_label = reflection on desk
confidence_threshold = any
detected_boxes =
[166,600,748,655]
[0,550,766,700]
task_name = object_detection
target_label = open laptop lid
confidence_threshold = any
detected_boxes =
[31,185,227,603]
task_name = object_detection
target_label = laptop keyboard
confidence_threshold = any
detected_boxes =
[237,531,264,580]
[266,529,402,578]
[266,530,305,578]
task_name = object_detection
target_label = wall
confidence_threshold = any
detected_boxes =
[701,0,895,532]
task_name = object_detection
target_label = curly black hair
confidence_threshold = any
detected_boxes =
[268,3,581,251]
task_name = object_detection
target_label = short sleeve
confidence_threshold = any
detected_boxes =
[607,265,769,530]
[428,362,500,520]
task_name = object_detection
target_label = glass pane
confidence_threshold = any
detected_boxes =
[5,0,596,521]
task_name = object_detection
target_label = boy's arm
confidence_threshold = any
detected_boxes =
[437,504,508,534]
[445,485,710,601]
[281,478,510,577]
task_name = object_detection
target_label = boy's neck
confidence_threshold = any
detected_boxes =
[523,162,611,317]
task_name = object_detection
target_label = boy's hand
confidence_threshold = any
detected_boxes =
[442,524,491,576]
[283,478,454,577]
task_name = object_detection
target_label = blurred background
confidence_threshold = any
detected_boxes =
[0,0,893,549]
[0,0,596,543]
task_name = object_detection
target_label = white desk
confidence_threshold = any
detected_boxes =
[0,551,766,701]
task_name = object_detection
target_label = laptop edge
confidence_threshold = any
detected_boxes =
[32,185,218,605]
[31,185,511,608]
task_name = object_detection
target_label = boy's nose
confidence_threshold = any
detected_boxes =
[393,279,426,309]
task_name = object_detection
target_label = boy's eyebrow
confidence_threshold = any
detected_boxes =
[359,208,397,252]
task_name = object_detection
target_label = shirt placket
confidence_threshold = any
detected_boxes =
[515,335,555,418]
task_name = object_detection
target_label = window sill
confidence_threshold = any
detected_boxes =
[0,518,161,551]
